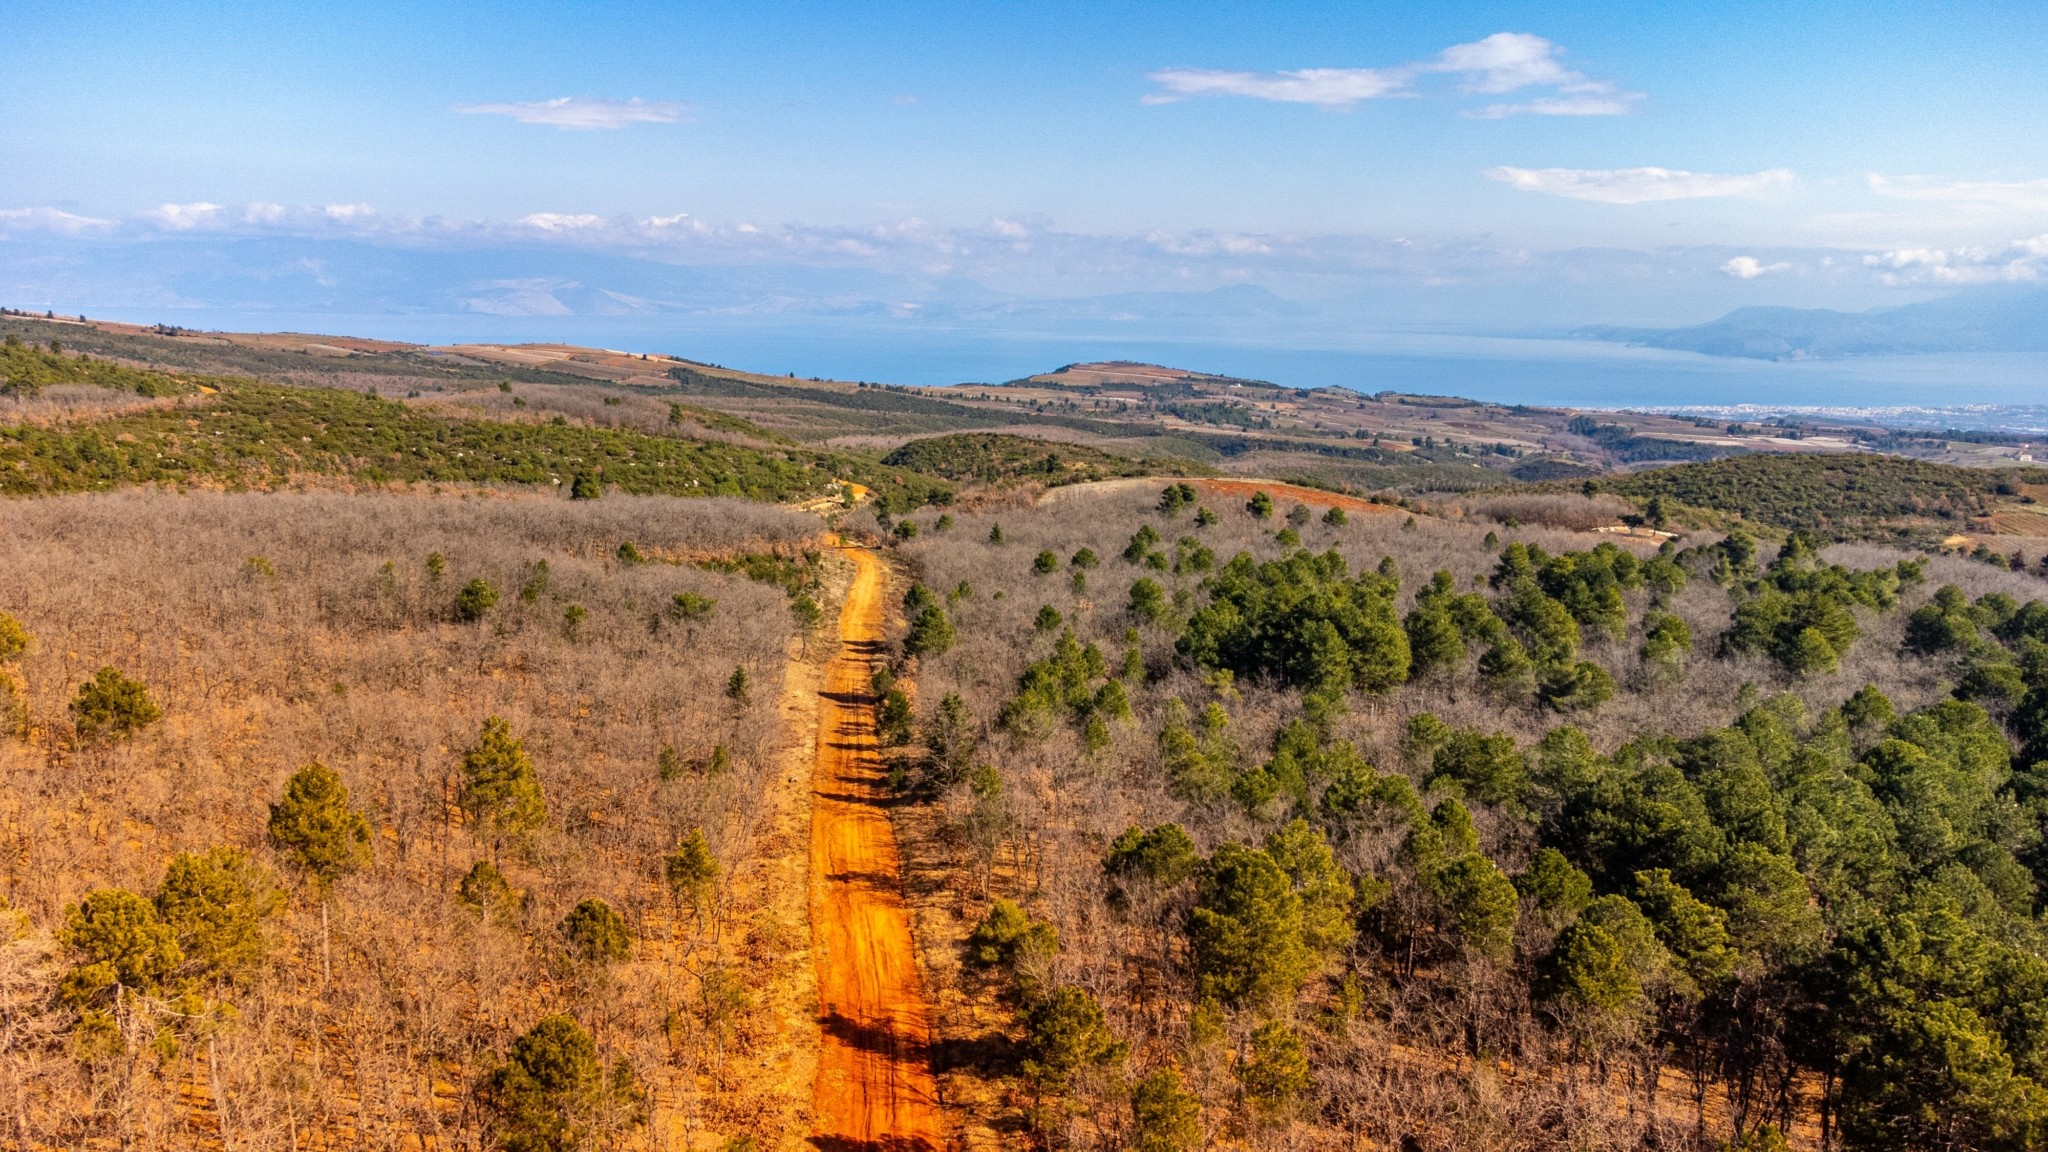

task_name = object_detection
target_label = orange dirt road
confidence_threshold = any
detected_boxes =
[809,545,945,1151]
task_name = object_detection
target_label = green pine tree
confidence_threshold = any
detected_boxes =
[1130,1067,1204,1152]
[664,830,719,925]
[560,899,632,965]
[458,716,548,847]
[478,1014,644,1152]
[267,762,373,887]
[70,666,160,741]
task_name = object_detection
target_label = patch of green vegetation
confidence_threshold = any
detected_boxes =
[665,367,978,417]
[1720,536,1923,674]
[1,335,196,398]
[1160,401,1273,430]
[663,399,791,444]
[1605,454,2045,541]
[0,378,952,505]
[0,316,597,387]
[1177,550,1410,698]
[1566,415,1734,464]
[880,432,1203,486]
[692,552,821,597]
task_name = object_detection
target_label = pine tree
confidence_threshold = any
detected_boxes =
[924,692,979,788]
[455,578,500,622]
[964,898,1057,978]
[1405,602,1466,678]
[1129,578,1168,623]
[669,591,716,621]
[458,716,548,847]
[560,899,631,965]
[1238,1021,1310,1113]
[1264,819,1356,955]
[1105,824,1202,889]
[1130,1067,1203,1152]
[1190,844,1313,1012]
[59,888,183,1010]
[155,847,278,985]
[459,858,516,915]
[0,610,29,662]
[1021,985,1126,1090]
[268,762,373,887]
[904,604,956,657]
[664,830,719,925]
[478,1014,644,1152]
[70,666,160,741]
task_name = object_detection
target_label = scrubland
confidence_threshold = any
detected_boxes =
[866,482,2048,1152]
[0,490,824,1149]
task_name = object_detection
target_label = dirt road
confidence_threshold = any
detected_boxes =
[809,545,945,1151]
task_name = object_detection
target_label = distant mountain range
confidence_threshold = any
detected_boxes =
[1575,285,2048,360]
[0,234,1306,329]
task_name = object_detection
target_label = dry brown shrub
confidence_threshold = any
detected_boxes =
[0,489,815,1148]
[1458,493,1638,532]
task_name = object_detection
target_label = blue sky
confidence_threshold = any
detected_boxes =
[5,1,2048,332]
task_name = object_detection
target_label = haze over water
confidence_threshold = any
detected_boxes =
[93,308,2048,418]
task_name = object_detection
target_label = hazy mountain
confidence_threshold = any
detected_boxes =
[1575,285,2048,359]
[0,235,1323,328]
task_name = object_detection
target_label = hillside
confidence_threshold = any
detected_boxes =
[0,490,833,1149]
[879,431,1206,486]
[6,307,2048,1152]
[0,377,959,508]
[863,478,2048,1151]
[1576,285,2048,360]
[9,315,2048,565]
[1602,453,2048,543]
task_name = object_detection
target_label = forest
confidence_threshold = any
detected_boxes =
[868,481,2048,1152]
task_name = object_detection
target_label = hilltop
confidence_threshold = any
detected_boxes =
[1576,284,2048,361]
[6,312,2048,553]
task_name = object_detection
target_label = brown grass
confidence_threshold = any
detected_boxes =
[0,489,823,1149]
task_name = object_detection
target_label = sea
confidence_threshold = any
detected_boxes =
[84,310,2048,433]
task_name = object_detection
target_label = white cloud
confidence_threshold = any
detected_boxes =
[1867,174,2048,212]
[1146,32,1637,116]
[142,202,223,230]
[1142,67,1409,107]
[0,207,115,235]
[1427,32,1586,94]
[520,213,606,231]
[1470,94,1640,119]
[1721,256,1790,279]
[1486,166,1795,204]
[1862,234,2048,285]
[453,96,691,130]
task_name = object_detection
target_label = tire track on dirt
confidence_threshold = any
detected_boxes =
[809,544,945,1151]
